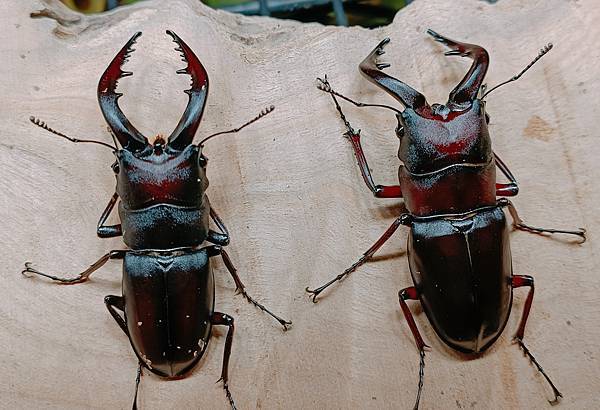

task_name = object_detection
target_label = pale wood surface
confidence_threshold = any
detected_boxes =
[1,0,599,408]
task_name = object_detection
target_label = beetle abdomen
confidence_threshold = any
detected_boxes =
[407,205,512,353]
[122,248,214,377]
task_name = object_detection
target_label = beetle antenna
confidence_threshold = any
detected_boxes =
[319,76,359,135]
[198,106,275,146]
[30,117,117,151]
[317,76,402,114]
[482,43,553,99]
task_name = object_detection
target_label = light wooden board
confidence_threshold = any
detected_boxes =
[1,0,599,408]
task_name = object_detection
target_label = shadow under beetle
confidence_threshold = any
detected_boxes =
[308,30,585,408]
[24,30,290,410]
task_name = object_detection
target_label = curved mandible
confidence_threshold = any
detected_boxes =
[97,32,148,152]
[359,38,430,113]
[427,29,489,107]
[166,30,209,150]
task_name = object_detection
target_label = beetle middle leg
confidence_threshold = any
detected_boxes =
[317,76,403,198]
[306,215,405,302]
[206,244,291,330]
[399,286,430,410]
[512,275,562,403]
[506,200,586,242]
[494,153,585,241]
[212,312,237,410]
[206,206,230,246]
[22,250,126,284]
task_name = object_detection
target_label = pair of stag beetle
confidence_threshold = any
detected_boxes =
[24,29,585,409]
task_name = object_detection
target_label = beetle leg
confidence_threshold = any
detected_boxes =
[318,76,403,198]
[512,275,562,403]
[399,286,430,410]
[207,245,291,330]
[506,200,586,242]
[494,152,519,197]
[345,129,403,198]
[211,312,237,410]
[104,295,129,336]
[132,363,142,410]
[22,250,126,284]
[306,216,405,302]
[97,192,123,238]
[104,296,143,410]
[206,206,230,246]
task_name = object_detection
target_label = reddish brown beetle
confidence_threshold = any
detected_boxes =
[308,30,585,408]
[24,30,290,409]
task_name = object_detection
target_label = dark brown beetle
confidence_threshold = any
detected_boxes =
[308,30,585,408]
[24,30,290,410]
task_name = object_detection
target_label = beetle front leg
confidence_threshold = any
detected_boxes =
[399,286,430,410]
[506,200,586,242]
[22,250,126,284]
[306,215,405,302]
[211,312,237,410]
[494,152,519,197]
[206,245,291,330]
[345,130,403,198]
[97,192,123,238]
[512,275,562,403]
[317,76,403,199]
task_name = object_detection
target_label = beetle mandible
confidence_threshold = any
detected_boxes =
[307,30,585,408]
[24,30,291,410]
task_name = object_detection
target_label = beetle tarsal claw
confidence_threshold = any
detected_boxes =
[21,262,34,277]
[304,287,321,303]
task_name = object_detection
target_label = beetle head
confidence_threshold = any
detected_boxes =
[98,30,209,154]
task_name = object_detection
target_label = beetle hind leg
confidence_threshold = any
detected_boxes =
[512,275,562,403]
[132,363,142,410]
[212,312,237,410]
[399,286,430,410]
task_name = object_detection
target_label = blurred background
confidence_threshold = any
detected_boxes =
[61,0,411,27]
[61,0,498,27]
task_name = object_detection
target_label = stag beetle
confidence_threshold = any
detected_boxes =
[308,30,585,408]
[24,30,290,410]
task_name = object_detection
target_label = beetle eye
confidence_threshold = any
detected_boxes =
[396,125,404,139]
[199,155,208,167]
[111,161,119,174]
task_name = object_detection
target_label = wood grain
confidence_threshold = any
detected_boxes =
[1,0,599,408]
